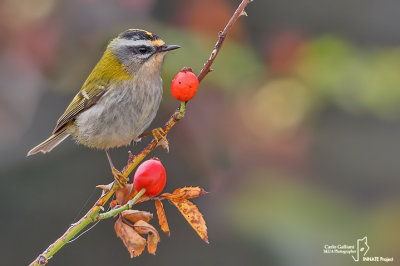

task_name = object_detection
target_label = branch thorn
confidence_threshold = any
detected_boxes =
[128,151,135,162]
[96,184,110,192]
[37,255,48,265]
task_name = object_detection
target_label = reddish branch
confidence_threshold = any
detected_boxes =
[30,0,253,265]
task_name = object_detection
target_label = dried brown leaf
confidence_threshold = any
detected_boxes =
[170,199,208,243]
[114,217,146,258]
[122,210,153,223]
[116,183,134,205]
[155,200,170,236]
[134,220,160,255]
[135,194,152,204]
[160,187,208,201]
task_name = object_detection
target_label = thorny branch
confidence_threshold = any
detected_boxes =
[197,0,253,83]
[30,0,253,265]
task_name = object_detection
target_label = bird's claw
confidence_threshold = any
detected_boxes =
[112,167,129,188]
[152,127,169,152]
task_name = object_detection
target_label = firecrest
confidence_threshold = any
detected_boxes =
[28,29,180,175]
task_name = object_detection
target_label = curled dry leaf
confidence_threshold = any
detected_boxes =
[160,187,208,201]
[170,199,208,243]
[155,200,170,236]
[122,210,153,223]
[134,220,160,255]
[114,217,146,258]
[116,183,134,205]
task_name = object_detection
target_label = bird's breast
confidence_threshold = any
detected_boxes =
[74,78,163,149]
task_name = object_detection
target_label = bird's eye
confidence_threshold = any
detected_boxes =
[138,46,148,54]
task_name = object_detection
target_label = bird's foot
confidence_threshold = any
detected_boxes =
[152,127,169,152]
[112,167,129,188]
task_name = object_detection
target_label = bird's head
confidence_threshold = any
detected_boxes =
[108,29,180,75]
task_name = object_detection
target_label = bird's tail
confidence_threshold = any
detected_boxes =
[27,128,70,156]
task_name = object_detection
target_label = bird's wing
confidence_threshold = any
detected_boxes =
[53,81,108,134]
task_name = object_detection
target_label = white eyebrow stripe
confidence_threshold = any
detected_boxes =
[112,39,152,48]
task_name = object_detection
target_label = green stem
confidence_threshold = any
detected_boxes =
[178,101,186,119]
[98,188,146,220]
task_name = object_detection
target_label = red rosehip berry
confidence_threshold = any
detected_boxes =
[171,68,199,101]
[133,158,166,196]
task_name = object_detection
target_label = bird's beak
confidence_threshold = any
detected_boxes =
[159,45,181,52]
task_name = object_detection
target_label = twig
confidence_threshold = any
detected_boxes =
[30,0,253,265]
[97,188,146,220]
[197,0,253,83]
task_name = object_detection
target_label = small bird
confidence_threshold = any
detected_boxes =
[28,29,180,184]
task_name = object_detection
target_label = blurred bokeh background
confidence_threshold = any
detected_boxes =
[1,0,400,265]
